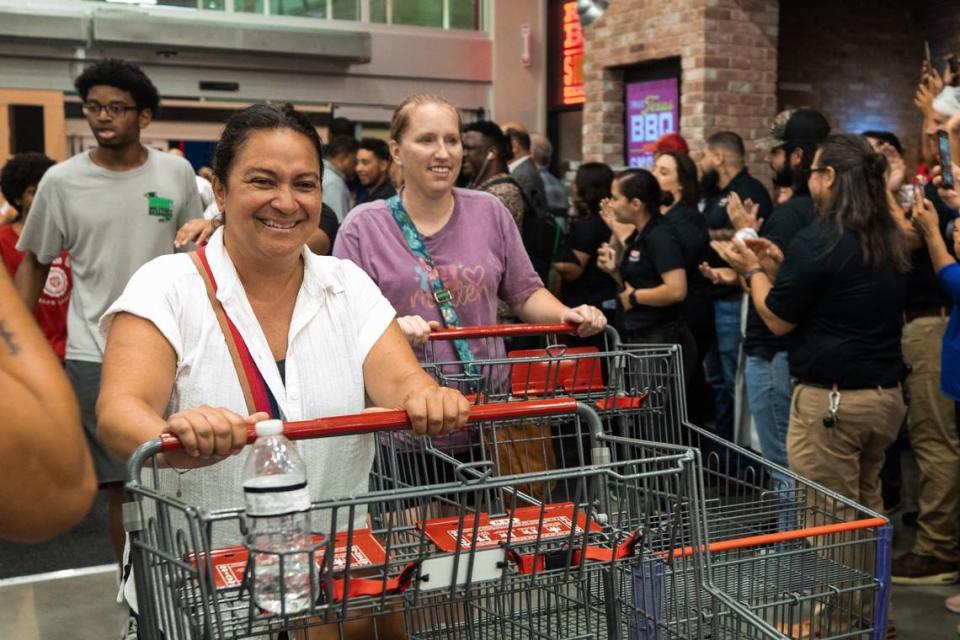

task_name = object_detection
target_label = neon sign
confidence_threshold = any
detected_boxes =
[561,1,585,106]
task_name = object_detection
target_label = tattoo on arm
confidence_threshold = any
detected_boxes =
[0,321,20,356]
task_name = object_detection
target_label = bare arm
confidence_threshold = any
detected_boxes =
[510,287,607,337]
[97,313,251,468]
[362,321,469,436]
[552,249,588,282]
[888,192,923,252]
[628,268,687,307]
[0,267,95,542]
[13,250,51,312]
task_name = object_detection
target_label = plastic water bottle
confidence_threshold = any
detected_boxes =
[242,419,315,614]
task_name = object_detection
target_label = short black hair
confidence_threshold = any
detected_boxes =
[329,116,355,138]
[617,169,661,216]
[358,138,390,162]
[706,131,745,161]
[1,153,56,215]
[213,103,324,185]
[325,135,360,159]
[463,121,511,163]
[506,128,532,153]
[574,162,614,217]
[74,59,160,114]
[862,130,903,155]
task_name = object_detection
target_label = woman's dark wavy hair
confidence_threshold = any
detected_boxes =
[617,169,662,217]
[213,103,324,185]
[574,162,615,216]
[815,134,909,272]
[657,151,699,207]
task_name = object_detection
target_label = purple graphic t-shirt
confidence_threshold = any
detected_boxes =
[334,188,543,368]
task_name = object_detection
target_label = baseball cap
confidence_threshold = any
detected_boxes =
[641,133,689,154]
[756,108,831,150]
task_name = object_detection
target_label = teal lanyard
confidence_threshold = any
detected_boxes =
[387,194,480,382]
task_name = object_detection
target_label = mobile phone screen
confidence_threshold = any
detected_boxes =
[940,131,955,189]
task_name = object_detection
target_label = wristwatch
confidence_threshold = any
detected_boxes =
[616,282,627,293]
[631,289,642,307]
[743,268,765,284]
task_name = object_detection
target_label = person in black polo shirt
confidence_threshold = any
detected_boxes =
[861,131,960,586]
[699,131,773,443]
[597,169,694,380]
[714,134,909,526]
[355,138,397,205]
[653,150,713,423]
[702,108,828,474]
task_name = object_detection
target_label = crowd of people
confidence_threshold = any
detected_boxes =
[4,54,960,637]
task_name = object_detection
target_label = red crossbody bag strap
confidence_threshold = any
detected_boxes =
[189,246,272,416]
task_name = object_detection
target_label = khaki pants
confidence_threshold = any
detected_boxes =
[902,316,960,563]
[787,384,906,633]
[787,384,906,514]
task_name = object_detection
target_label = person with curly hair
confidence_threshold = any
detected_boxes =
[13,58,206,565]
[0,153,70,360]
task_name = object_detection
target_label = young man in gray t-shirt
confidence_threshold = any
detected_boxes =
[15,59,205,564]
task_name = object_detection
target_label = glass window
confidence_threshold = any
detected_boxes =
[270,0,326,17]
[390,0,443,28]
[331,0,359,20]
[448,0,478,30]
[235,0,265,13]
[202,0,226,9]
[370,0,387,22]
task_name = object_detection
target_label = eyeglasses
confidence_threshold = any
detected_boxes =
[81,102,138,118]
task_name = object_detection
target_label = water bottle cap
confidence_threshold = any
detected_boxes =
[255,419,283,437]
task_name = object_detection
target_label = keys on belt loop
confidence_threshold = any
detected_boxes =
[823,385,841,429]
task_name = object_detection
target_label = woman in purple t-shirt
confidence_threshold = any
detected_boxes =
[334,95,606,369]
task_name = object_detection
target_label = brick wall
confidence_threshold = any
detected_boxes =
[919,1,960,66]
[581,0,779,181]
[777,0,925,169]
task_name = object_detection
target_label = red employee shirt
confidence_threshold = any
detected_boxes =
[0,225,71,360]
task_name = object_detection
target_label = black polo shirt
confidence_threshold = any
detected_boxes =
[357,180,397,205]
[743,194,815,358]
[765,223,907,388]
[561,214,619,308]
[620,216,686,331]
[702,169,775,299]
[905,183,956,311]
[662,203,713,332]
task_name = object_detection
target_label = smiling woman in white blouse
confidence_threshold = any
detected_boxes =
[96,103,469,533]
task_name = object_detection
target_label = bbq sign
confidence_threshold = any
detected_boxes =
[626,78,680,168]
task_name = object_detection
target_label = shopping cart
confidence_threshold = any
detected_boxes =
[416,324,893,640]
[125,398,717,640]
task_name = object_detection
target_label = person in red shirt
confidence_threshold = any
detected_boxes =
[0,153,71,360]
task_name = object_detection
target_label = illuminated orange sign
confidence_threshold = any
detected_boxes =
[561,1,585,106]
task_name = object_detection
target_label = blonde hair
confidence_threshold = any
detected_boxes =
[389,94,462,142]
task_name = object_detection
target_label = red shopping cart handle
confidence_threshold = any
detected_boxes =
[158,397,579,452]
[428,323,578,340]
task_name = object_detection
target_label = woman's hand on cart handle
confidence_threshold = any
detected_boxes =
[399,385,471,437]
[165,406,269,459]
[397,315,441,347]
[561,304,607,338]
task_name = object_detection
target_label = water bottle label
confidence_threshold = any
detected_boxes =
[244,477,310,517]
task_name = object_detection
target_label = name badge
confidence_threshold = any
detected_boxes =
[628,250,641,262]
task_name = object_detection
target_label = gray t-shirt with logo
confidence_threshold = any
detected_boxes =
[18,147,203,363]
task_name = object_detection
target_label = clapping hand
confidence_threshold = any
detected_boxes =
[710,240,761,274]
[698,262,738,286]
[726,192,761,231]
[744,237,785,275]
[597,242,618,274]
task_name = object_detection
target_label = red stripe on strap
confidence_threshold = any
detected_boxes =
[195,246,272,415]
